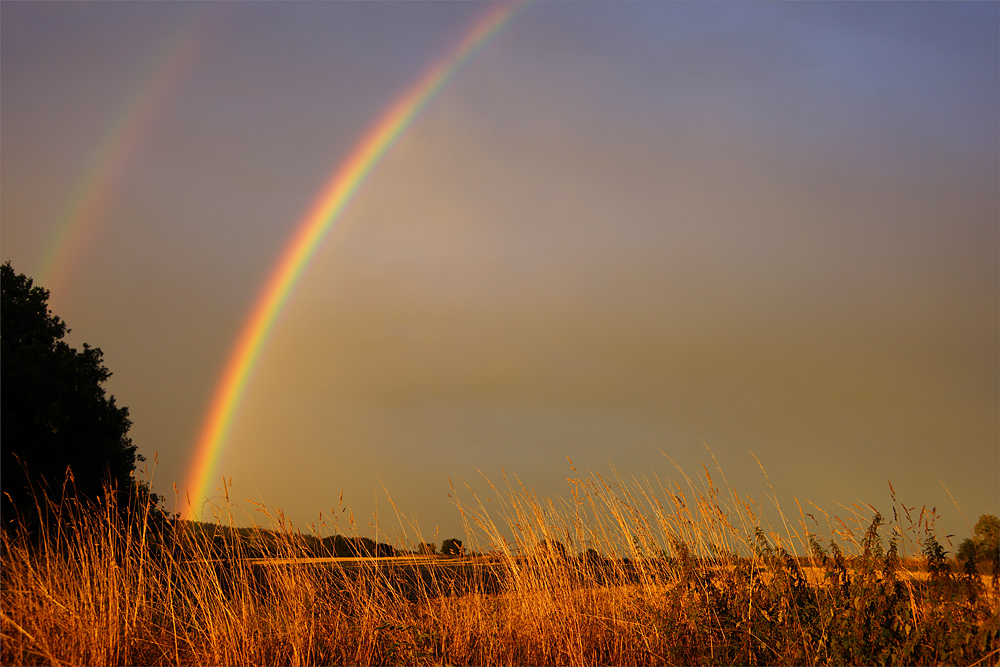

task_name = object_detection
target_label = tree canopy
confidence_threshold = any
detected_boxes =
[442,538,464,556]
[973,514,999,550]
[1,262,139,529]
[957,513,1000,570]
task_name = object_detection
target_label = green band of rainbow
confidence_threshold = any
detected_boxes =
[183,2,523,519]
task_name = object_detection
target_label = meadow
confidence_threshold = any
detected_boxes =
[2,459,997,666]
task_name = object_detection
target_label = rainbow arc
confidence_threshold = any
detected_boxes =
[183,2,524,519]
[39,15,215,299]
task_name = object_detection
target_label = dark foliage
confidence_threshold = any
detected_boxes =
[644,514,999,666]
[1,262,143,531]
[958,514,1000,587]
[537,538,568,559]
[442,538,464,556]
[314,534,396,558]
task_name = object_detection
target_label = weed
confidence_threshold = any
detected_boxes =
[2,460,996,665]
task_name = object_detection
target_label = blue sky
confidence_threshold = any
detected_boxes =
[2,1,997,548]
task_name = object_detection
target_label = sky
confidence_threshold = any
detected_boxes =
[2,1,997,552]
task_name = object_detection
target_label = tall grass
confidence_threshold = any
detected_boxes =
[2,459,997,666]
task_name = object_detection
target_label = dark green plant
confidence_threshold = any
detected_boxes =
[922,533,951,582]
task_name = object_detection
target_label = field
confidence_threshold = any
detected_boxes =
[2,461,998,666]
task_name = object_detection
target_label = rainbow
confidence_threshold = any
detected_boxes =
[183,2,524,519]
[39,14,215,300]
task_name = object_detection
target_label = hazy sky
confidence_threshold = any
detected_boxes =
[2,2,997,549]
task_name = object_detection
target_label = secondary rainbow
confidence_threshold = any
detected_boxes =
[183,2,523,519]
[38,15,214,300]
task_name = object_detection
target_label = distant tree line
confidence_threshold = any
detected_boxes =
[311,537,466,558]
[314,535,396,558]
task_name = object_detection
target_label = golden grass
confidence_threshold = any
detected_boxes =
[2,457,997,666]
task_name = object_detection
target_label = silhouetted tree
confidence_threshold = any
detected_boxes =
[321,535,351,557]
[319,535,396,557]
[1,262,141,530]
[958,538,978,563]
[353,537,376,556]
[969,514,1000,577]
[958,515,1000,567]
[374,542,396,558]
[441,538,463,556]
[974,515,999,555]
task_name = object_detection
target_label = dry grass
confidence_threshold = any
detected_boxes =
[2,457,998,666]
